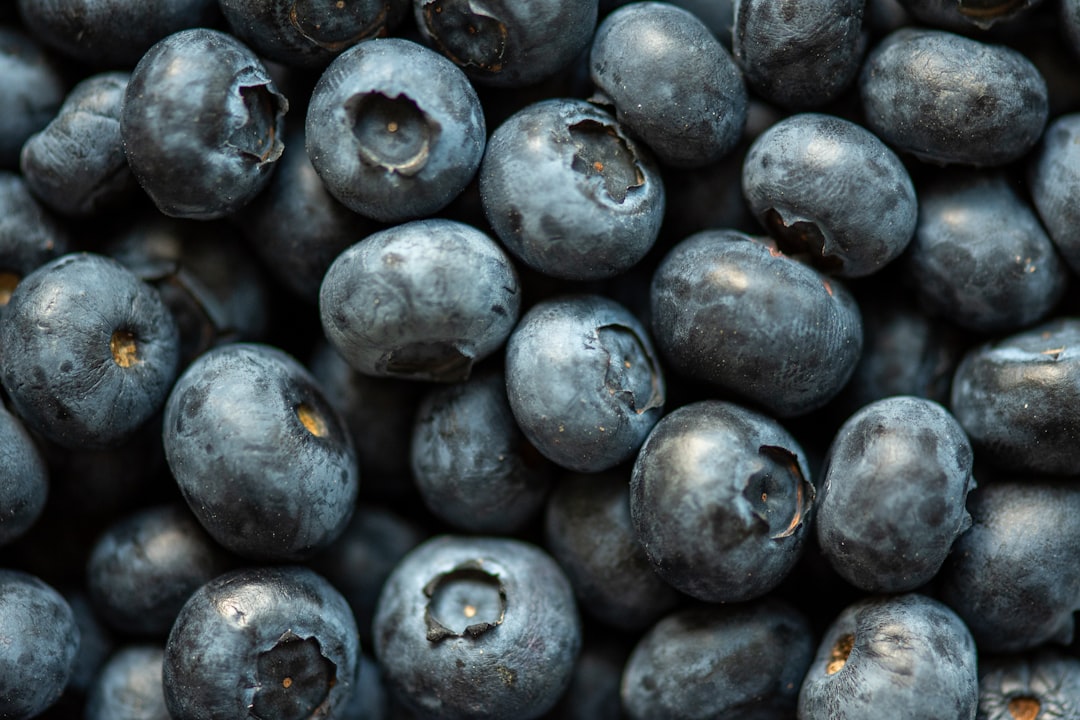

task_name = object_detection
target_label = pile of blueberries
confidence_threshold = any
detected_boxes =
[4,0,1080,718]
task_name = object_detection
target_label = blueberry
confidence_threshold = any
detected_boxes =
[0,252,181,450]
[85,645,170,720]
[0,172,70,305]
[742,112,917,277]
[64,591,114,696]
[631,399,814,603]
[590,1,748,167]
[798,593,978,720]
[859,28,1048,166]
[899,0,1044,31]
[544,632,629,720]
[162,342,358,561]
[478,98,665,281]
[0,403,48,547]
[305,37,486,223]
[121,28,288,219]
[977,649,1080,720]
[373,535,580,720]
[319,218,520,383]
[621,599,815,720]
[163,565,360,720]
[0,27,65,169]
[504,294,665,473]
[1029,112,1080,275]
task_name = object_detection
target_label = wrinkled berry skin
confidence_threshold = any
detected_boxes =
[742,112,917,278]
[306,38,485,223]
[650,230,863,418]
[860,28,1048,166]
[85,645,170,720]
[1029,113,1080,275]
[798,594,978,720]
[977,649,1080,720]
[0,404,48,547]
[815,396,975,593]
[621,599,814,720]
[939,480,1080,654]
[505,294,665,473]
[631,400,814,604]
[479,98,665,281]
[950,318,1080,475]
[373,535,581,720]
[590,2,748,167]
[733,0,865,110]
[319,218,520,383]
[121,28,287,219]
[164,566,360,720]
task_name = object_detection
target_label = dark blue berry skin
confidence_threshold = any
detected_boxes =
[742,112,917,278]
[0,404,48,547]
[939,480,1080,654]
[0,570,79,720]
[0,172,70,292]
[950,318,1080,475]
[590,2,748,167]
[220,0,410,69]
[85,645,170,720]
[65,591,114,695]
[16,0,218,67]
[1066,0,1080,57]
[650,229,863,418]
[505,294,665,473]
[412,367,552,533]
[905,170,1067,334]
[163,342,358,561]
[163,565,360,720]
[478,98,665,281]
[900,0,1043,32]
[86,504,234,637]
[413,0,598,88]
[544,632,629,720]
[815,396,975,593]
[733,0,865,110]
[669,0,735,43]
[977,650,1080,720]
[0,27,65,169]
[0,253,181,450]
[319,218,520,383]
[19,72,137,218]
[121,28,288,219]
[631,400,814,603]
[543,473,680,632]
[373,535,581,720]
[859,28,1048,166]
[306,38,486,223]
[1029,113,1080,275]
[798,593,978,720]
[621,599,815,720]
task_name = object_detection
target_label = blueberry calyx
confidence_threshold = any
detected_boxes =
[289,0,389,51]
[762,208,843,273]
[423,560,507,642]
[252,630,337,720]
[743,445,813,540]
[110,329,140,368]
[346,92,440,176]
[1006,697,1040,720]
[0,272,18,306]
[597,323,663,415]
[421,0,508,75]
[826,632,854,675]
[568,120,644,205]
[227,79,287,166]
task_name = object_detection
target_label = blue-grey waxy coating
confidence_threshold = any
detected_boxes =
[815,396,975,593]
[479,98,665,281]
[733,0,865,110]
[0,171,70,279]
[631,400,814,603]
[306,38,485,223]
[950,317,1080,475]
[162,342,359,561]
[621,599,814,720]
[0,27,65,169]
[859,28,1048,166]
[0,404,48,547]
[0,252,181,450]
[742,112,917,278]
[977,650,1080,720]
[504,294,665,473]
[373,535,581,720]
[121,28,288,219]
[163,566,360,720]
[900,0,1044,31]
[319,218,520,382]
[650,229,863,418]
[939,481,1080,654]
[0,570,80,720]
[798,594,978,720]
[590,2,748,167]
[1029,113,1080,275]
[85,645,170,720]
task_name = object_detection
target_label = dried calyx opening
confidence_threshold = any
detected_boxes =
[598,324,663,414]
[744,445,812,539]
[110,330,139,368]
[347,92,438,175]
[762,208,843,273]
[826,633,854,675]
[422,0,507,74]
[230,84,285,165]
[569,120,644,204]
[0,271,19,306]
[380,342,472,383]
[957,0,1029,20]
[296,402,328,438]
[1007,697,1040,720]
[252,631,337,720]
[423,561,507,642]
[289,0,389,50]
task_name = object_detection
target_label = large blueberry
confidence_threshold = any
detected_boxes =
[306,38,486,223]
[0,403,48,547]
[162,342,358,561]
[1029,113,1080,275]
[373,535,580,720]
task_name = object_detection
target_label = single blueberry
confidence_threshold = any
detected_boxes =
[0,403,49,547]
[0,172,71,309]
[0,27,65,169]
[85,645,170,720]
[1029,112,1080,275]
